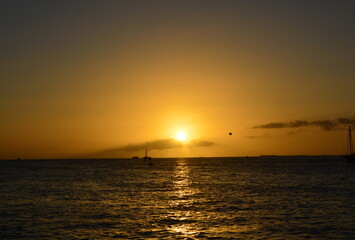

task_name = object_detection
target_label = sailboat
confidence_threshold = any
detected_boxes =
[343,126,355,162]
[143,144,153,166]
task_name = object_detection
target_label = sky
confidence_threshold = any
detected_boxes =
[1,0,354,159]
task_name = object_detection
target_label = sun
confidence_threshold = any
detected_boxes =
[175,131,187,142]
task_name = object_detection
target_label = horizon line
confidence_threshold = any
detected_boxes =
[0,154,343,161]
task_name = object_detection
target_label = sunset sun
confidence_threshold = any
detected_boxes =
[175,131,187,142]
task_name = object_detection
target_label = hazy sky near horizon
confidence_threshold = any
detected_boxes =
[1,0,354,159]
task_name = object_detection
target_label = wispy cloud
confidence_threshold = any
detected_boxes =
[91,138,214,157]
[287,129,302,135]
[246,134,270,139]
[186,139,214,147]
[253,115,355,131]
[120,138,183,152]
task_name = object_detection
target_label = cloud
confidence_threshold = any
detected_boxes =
[246,133,270,139]
[289,120,309,128]
[255,123,287,129]
[186,139,214,147]
[91,138,214,157]
[102,138,183,154]
[253,115,355,131]
[118,138,214,152]
[288,130,301,135]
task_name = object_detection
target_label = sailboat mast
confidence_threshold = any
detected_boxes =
[349,126,353,155]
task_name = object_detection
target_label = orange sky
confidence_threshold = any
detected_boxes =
[0,1,354,159]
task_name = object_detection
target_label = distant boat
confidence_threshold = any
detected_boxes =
[343,126,355,163]
[142,145,153,166]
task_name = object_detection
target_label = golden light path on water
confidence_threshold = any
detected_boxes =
[166,158,257,238]
[168,159,200,237]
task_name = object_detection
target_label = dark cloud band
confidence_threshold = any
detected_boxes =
[95,138,214,157]
[253,115,355,131]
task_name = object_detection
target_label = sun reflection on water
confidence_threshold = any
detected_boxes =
[166,158,201,238]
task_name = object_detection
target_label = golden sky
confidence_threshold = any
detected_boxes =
[0,1,354,159]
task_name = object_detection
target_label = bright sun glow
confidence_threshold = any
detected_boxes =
[175,131,187,141]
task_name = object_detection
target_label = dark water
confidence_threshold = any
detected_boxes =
[1,156,354,239]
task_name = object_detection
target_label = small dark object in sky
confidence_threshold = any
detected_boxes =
[229,132,232,135]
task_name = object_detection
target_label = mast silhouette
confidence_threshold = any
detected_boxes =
[349,126,353,155]
[344,126,355,162]
[143,142,153,165]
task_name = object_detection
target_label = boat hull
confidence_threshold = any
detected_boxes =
[344,154,355,163]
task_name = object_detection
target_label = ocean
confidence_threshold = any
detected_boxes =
[1,156,354,239]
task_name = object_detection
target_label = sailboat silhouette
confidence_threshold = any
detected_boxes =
[343,126,355,163]
[143,144,153,166]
